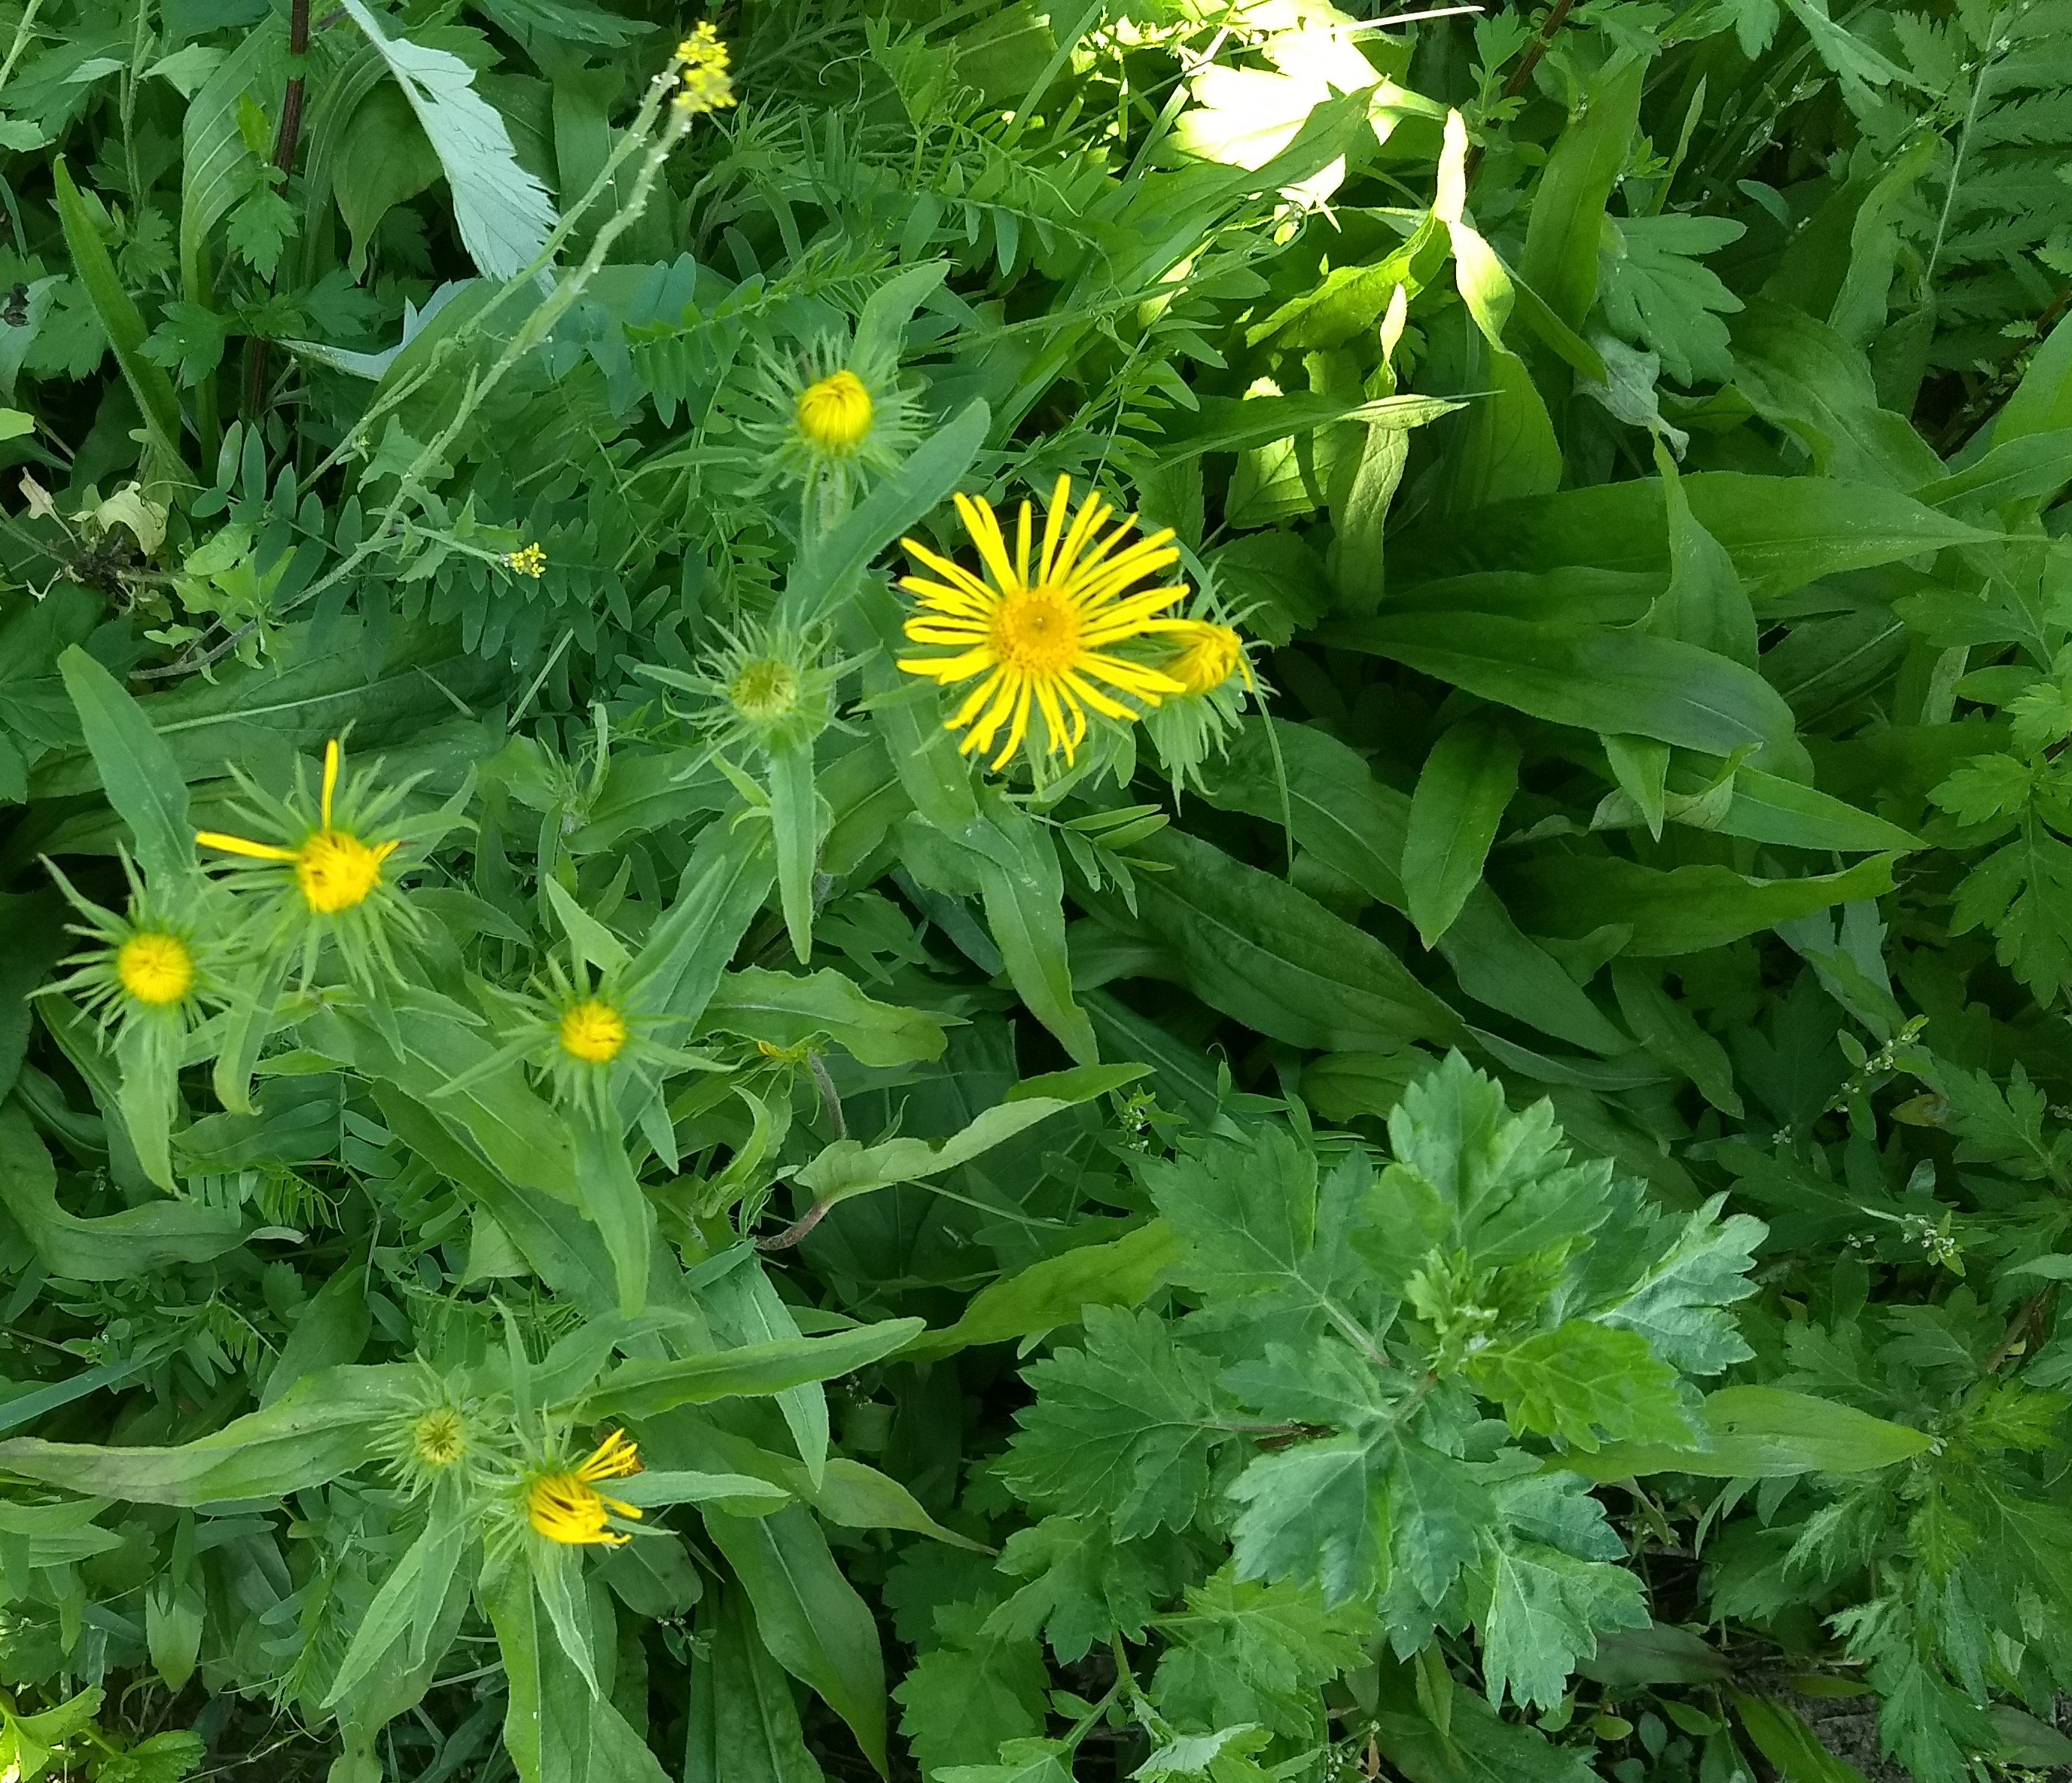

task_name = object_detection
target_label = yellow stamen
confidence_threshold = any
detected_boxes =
[294,830,395,913]
[117,931,194,1005]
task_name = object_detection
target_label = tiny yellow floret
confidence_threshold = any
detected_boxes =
[505,543,547,578]
[117,931,194,1005]
[559,998,629,1063]
[527,1430,642,1546]
[795,370,874,452]
[672,23,736,113]
[1162,620,1247,695]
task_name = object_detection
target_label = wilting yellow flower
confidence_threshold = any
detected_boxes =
[1161,620,1251,696]
[897,476,1191,770]
[505,542,547,578]
[795,370,873,452]
[527,1431,642,1546]
[673,23,736,113]
[116,931,196,1006]
[559,998,628,1063]
[197,739,399,915]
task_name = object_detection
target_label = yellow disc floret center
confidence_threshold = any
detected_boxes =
[411,1408,467,1468]
[1166,622,1242,695]
[559,998,628,1063]
[795,370,873,451]
[992,587,1083,677]
[730,657,801,722]
[296,829,386,913]
[117,931,194,1005]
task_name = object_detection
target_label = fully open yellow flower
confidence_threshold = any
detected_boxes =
[197,739,399,914]
[897,477,1190,770]
[796,370,873,452]
[116,931,195,1005]
[559,998,629,1063]
[527,1431,643,1546]
[1162,620,1251,696]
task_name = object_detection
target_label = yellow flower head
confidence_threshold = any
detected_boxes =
[116,931,195,1006]
[897,476,1192,770]
[795,370,874,453]
[526,1430,643,1547]
[411,1407,468,1470]
[673,22,736,114]
[559,997,629,1064]
[1161,620,1251,696]
[197,739,401,916]
[505,543,547,578]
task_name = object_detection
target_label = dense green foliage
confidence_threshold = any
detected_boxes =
[2,0,2072,1780]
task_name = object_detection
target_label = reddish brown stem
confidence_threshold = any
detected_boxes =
[240,0,311,420]
[755,1196,834,1252]
[1502,0,1577,100]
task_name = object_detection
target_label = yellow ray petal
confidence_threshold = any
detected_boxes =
[1037,474,1072,584]
[196,830,300,863]
[321,739,342,831]
[990,678,1036,769]
[900,541,998,605]
[955,492,1019,593]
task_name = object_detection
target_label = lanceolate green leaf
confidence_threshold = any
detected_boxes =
[1403,722,1521,947]
[56,648,196,887]
[575,1321,925,1421]
[1327,614,1798,760]
[51,158,186,473]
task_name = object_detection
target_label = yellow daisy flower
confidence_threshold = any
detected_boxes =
[897,476,1192,771]
[526,1430,643,1547]
[559,997,629,1064]
[197,739,399,915]
[796,369,874,451]
[115,931,197,1005]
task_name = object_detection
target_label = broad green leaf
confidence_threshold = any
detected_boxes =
[988,1513,1167,1662]
[575,1320,925,1421]
[705,1505,889,1773]
[1566,1385,1933,1480]
[335,0,556,280]
[568,1114,651,1318]
[0,1102,245,1282]
[700,968,947,1067]
[1329,614,1797,759]
[0,1363,409,1503]
[1479,1538,1650,1710]
[1467,1322,1695,1452]
[1152,390,1462,464]
[1509,852,1899,956]
[1519,58,1644,333]
[901,1221,1184,1361]
[791,1065,1142,1204]
[1610,963,1742,1117]
[52,158,185,473]
[56,648,196,887]
[1388,474,1994,597]
[1226,1436,1382,1604]
[1993,306,2072,447]
[769,736,821,965]
[1001,1306,1225,1539]
[684,1586,829,1783]
[895,1599,1049,1775]
[1404,723,1521,946]
[1109,827,1470,1053]
[1732,1695,1875,1783]
[1196,721,1627,1054]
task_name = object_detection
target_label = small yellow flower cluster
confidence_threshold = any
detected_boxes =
[504,542,547,578]
[673,23,736,114]
[527,1431,643,1545]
